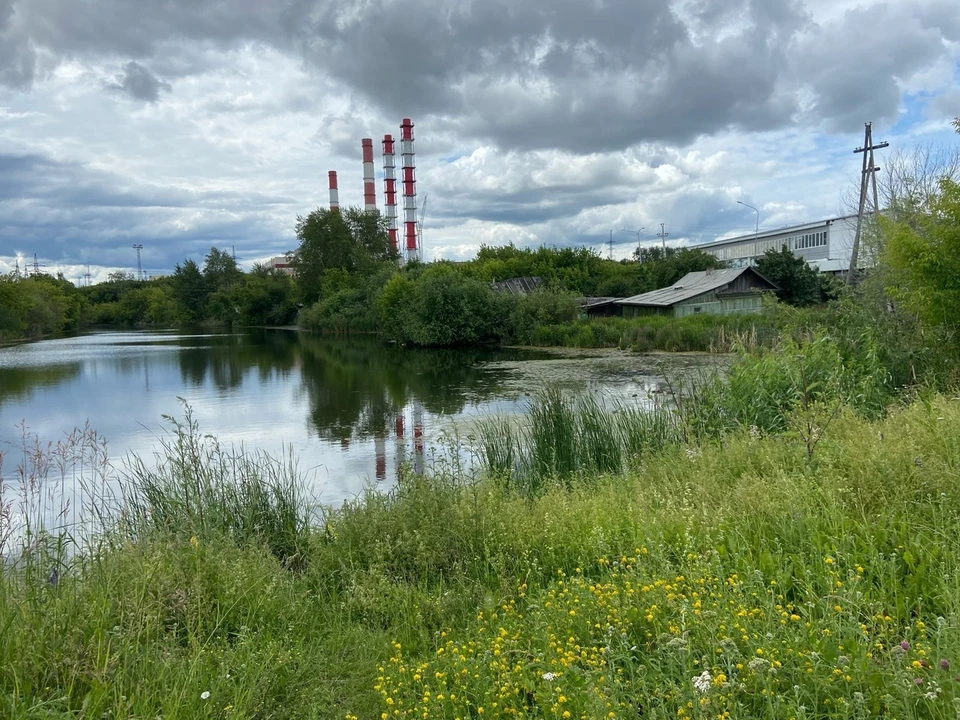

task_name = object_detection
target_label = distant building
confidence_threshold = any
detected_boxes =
[694,214,867,274]
[264,256,295,276]
[616,267,778,318]
[490,276,543,295]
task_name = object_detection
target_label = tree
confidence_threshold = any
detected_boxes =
[290,207,394,305]
[754,246,822,307]
[203,247,242,292]
[171,259,209,323]
[882,178,960,331]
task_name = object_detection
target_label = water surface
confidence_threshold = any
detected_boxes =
[0,330,724,505]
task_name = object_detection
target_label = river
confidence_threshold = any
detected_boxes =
[0,329,725,506]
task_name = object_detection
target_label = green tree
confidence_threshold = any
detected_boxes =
[171,259,209,323]
[291,207,395,305]
[203,247,242,293]
[882,178,960,331]
[754,246,821,307]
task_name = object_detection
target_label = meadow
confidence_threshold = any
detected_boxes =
[2,336,960,718]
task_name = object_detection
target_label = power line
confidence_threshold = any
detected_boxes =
[847,121,888,284]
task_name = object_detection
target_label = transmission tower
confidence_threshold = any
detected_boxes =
[31,253,46,276]
[133,244,144,281]
[846,122,888,284]
[83,265,93,287]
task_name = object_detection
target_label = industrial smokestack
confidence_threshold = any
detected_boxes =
[362,138,377,212]
[400,118,418,263]
[328,171,339,213]
[382,135,399,254]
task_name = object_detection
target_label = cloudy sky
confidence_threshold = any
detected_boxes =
[0,0,958,283]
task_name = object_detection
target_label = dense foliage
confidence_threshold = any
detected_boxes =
[0,248,300,341]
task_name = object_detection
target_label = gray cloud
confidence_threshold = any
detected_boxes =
[1,0,957,150]
[0,152,296,272]
[104,61,172,102]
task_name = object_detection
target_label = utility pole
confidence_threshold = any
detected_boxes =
[657,223,669,252]
[847,122,888,285]
[83,265,92,287]
[133,244,143,281]
[620,228,645,259]
[32,253,43,276]
[608,230,614,260]
[14,258,21,279]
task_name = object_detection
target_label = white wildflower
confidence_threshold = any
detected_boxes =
[692,670,712,694]
[200,691,211,700]
[542,672,558,682]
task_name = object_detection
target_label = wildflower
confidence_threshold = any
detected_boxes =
[692,671,712,693]
[915,678,924,686]
[824,556,834,565]
[542,672,558,682]
[190,536,199,548]
[200,691,210,700]
[941,660,951,671]
[901,641,911,651]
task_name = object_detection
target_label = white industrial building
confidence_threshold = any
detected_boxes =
[694,214,867,274]
[264,256,295,276]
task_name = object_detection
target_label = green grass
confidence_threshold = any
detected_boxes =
[4,386,960,717]
[526,312,779,352]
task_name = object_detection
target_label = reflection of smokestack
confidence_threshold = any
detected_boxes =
[383,135,399,254]
[375,433,387,482]
[362,139,377,212]
[413,400,424,476]
[328,171,340,213]
[395,410,406,480]
[400,118,418,263]
[340,436,350,451]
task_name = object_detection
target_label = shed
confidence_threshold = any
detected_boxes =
[578,297,621,318]
[615,267,777,318]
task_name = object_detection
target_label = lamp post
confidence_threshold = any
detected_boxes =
[620,227,645,259]
[737,201,759,238]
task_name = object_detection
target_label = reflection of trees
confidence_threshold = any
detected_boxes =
[176,330,299,391]
[0,363,83,409]
[297,334,517,442]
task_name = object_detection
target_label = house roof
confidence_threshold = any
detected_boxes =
[578,297,620,309]
[491,276,543,295]
[615,267,777,307]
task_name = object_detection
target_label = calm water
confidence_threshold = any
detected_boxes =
[0,330,722,506]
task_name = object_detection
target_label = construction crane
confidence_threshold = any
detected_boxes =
[417,193,427,262]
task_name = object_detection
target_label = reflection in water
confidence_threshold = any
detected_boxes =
[0,330,705,505]
[0,363,83,409]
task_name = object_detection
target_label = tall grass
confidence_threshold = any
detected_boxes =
[475,389,683,494]
[121,404,311,566]
[525,312,779,351]
[5,395,960,718]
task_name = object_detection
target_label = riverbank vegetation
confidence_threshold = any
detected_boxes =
[4,366,960,718]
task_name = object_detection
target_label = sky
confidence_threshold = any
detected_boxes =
[0,0,958,284]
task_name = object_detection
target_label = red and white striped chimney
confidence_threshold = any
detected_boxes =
[362,138,377,212]
[328,171,339,213]
[400,118,418,263]
[382,135,399,254]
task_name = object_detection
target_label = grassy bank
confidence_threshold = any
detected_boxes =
[4,373,960,717]
[524,313,778,352]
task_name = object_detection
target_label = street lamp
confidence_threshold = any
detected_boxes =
[620,227,645,258]
[737,201,759,237]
